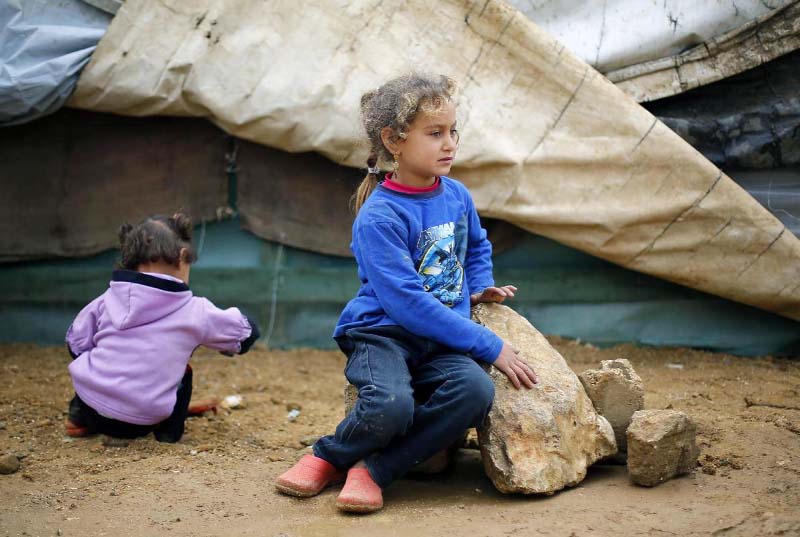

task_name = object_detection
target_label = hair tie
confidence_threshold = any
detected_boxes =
[367,165,381,175]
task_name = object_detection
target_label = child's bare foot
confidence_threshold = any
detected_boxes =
[275,454,344,497]
[336,463,383,513]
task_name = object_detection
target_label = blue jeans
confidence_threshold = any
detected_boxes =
[313,326,495,488]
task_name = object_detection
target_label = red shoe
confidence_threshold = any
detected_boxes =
[65,418,91,438]
[275,455,344,497]
[336,467,383,513]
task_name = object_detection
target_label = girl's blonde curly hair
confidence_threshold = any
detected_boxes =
[352,73,458,213]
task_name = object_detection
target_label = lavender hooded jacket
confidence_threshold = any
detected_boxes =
[67,270,257,425]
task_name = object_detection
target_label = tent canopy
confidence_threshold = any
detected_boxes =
[66,0,800,322]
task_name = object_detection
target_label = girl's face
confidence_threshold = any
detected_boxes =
[392,101,459,186]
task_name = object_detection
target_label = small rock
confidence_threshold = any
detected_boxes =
[285,402,302,412]
[299,435,320,447]
[344,384,358,417]
[190,450,198,455]
[627,410,699,487]
[286,409,301,422]
[409,447,453,475]
[463,429,480,450]
[101,436,130,448]
[701,465,716,475]
[221,395,246,410]
[767,483,790,494]
[0,421,6,430]
[0,454,20,474]
[666,363,684,370]
[579,359,644,462]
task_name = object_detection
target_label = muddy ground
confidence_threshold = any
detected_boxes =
[1,338,799,537]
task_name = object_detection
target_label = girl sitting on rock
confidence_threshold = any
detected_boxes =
[275,73,538,513]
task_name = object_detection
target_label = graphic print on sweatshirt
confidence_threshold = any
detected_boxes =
[415,215,468,307]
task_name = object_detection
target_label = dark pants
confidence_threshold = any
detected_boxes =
[313,326,495,488]
[68,366,193,443]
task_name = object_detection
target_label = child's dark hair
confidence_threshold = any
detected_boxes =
[352,73,458,213]
[117,212,197,270]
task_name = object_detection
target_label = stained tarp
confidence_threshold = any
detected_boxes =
[0,0,111,125]
[67,0,800,322]
[236,142,361,257]
[0,109,229,262]
[0,107,526,261]
[236,140,525,257]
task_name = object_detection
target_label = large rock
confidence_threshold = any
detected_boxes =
[627,410,699,487]
[579,359,644,462]
[473,303,617,494]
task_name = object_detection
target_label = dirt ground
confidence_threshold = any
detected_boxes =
[1,338,799,537]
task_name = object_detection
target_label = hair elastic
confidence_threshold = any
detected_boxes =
[367,165,381,175]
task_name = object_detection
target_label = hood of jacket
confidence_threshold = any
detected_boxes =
[104,270,193,330]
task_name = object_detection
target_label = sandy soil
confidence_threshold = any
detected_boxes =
[1,338,799,537]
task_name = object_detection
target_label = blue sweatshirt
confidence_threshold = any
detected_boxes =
[333,176,504,363]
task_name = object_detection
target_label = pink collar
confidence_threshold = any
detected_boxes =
[382,173,440,193]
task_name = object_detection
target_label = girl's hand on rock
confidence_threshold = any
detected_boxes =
[470,285,517,306]
[493,342,538,389]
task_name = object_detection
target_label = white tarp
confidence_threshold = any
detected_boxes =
[511,0,800,102]
[509,0,793,72]
[68,0,800,322]
[609,2,800,102]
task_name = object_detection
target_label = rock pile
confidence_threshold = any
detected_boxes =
[339,304,699,492]
[579,359,644,462]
